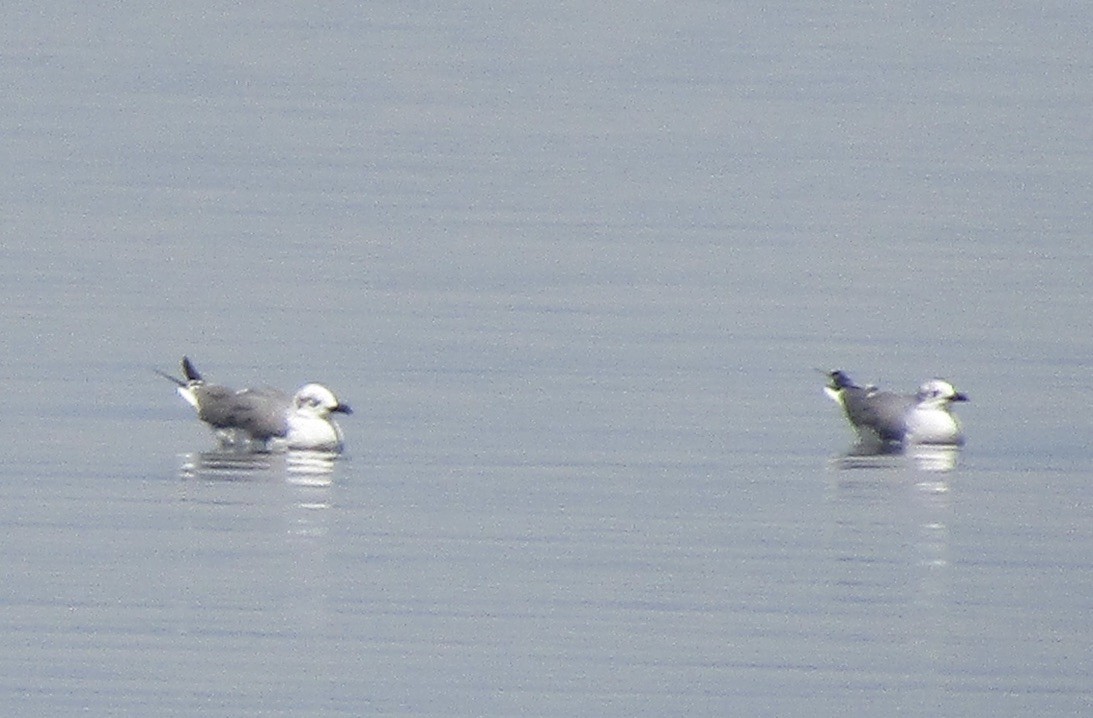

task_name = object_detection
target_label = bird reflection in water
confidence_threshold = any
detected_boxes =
[830,442,961,473]
[179,449,338,485]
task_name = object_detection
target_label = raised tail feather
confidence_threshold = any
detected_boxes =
[181,356,203,383]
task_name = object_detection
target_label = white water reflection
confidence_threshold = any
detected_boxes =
[178,449,338,485]
[907,445,961,473]
[174,451,335,545]
[824,457,955,706]
[829,443,961,473]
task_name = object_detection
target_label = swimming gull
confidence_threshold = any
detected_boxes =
[157,357,352,452]
[823,370,968,447]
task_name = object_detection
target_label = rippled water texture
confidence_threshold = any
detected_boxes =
[1,2,1090,716]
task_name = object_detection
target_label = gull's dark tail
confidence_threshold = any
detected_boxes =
[158,357,203,412]
[155,357,204,387]
[181,356,203,383]
[825,369,858,390]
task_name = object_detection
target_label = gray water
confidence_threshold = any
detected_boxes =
[2,2,1091,716]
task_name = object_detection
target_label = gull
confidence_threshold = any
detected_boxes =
[823,370,968,447]
[157,357,352,453]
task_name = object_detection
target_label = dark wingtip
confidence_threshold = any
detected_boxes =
[827,370,856,390]
[181,356,202,383]
[154,367,186,387]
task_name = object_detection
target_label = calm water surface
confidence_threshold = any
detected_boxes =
[1,2,1090,716]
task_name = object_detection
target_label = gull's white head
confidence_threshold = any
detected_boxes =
[908,379,968,446]
[293,383,353,417]
[915,379,969,408]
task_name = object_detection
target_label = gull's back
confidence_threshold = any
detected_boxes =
[192,385,291,441]
[823,370,912,444]
[843,388,915,443]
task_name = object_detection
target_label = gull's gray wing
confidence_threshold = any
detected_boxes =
[840,387,915,443]
[193,385,291,440]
